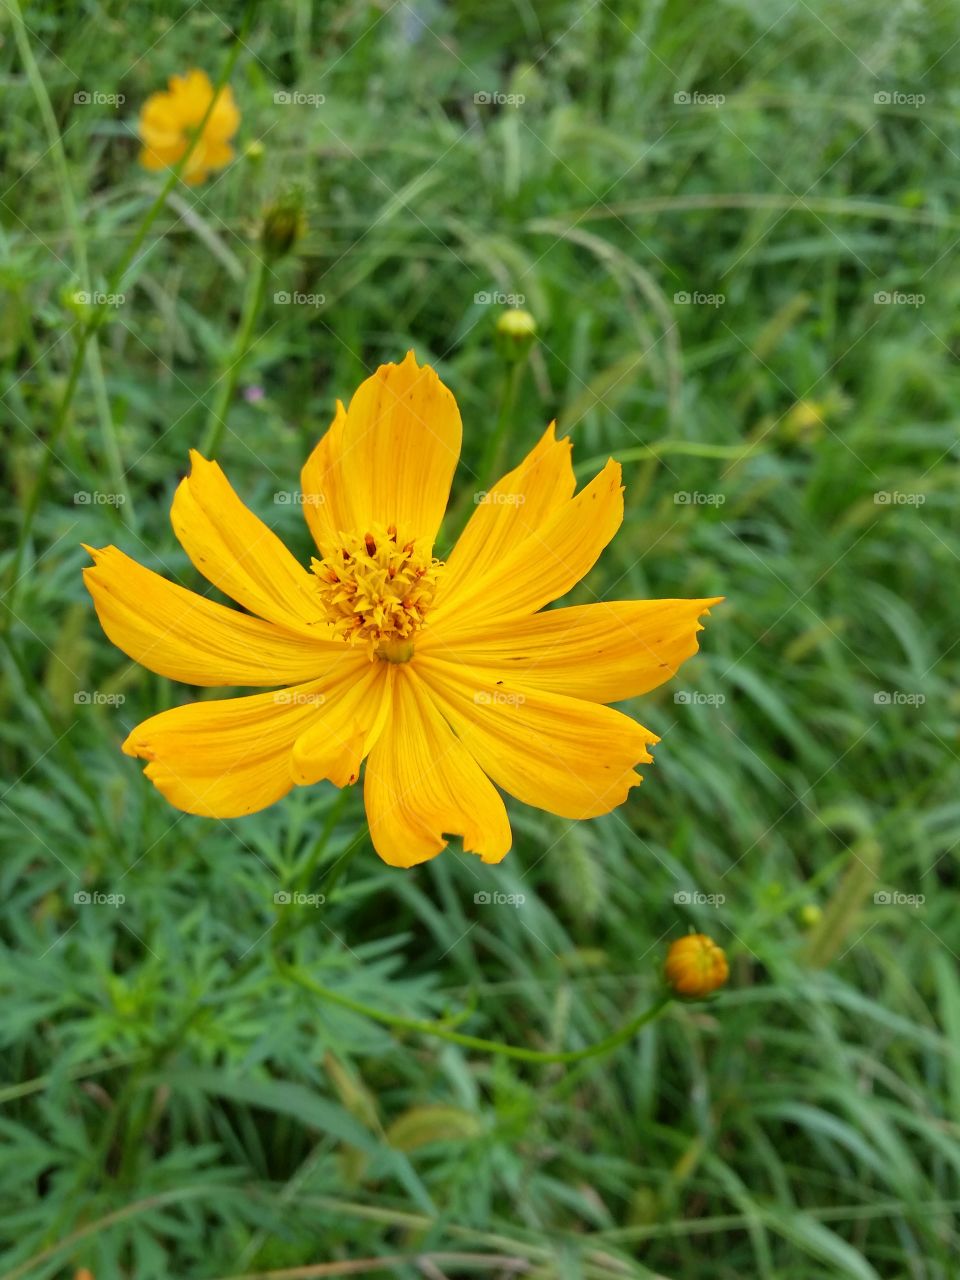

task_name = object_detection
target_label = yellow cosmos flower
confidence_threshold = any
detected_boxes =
[83,352,721,868]
[139,69,239,185]
[665,933,729,997]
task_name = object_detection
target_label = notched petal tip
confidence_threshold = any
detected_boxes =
[186,447,213,472]
[471,837,512,865]
[80,542,109,566]
[121,726,153,760]
[373,348,421,383]
[598,456,624,494]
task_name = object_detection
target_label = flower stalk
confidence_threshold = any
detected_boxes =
[4,6,252,623]
[284,963,672,1064]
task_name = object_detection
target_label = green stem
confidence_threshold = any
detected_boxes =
[283,964,672,1064]
[4,6,253,618]
[85,336,133,516]
[0,1051,147,1105]
[573,439,766,475]
[9,0,87,281]
[478,358,526,490]
[202,251,269,457]
[271,791,359,955]
[10,2,133,524]
[298,789,354,895]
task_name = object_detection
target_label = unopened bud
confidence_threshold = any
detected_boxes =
[495,308,537,361]
[665,933,729,998]
[260,194,306,261]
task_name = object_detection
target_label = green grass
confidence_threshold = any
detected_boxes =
[2,0,959,1276]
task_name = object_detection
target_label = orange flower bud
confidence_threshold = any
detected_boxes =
[665,933,729,998]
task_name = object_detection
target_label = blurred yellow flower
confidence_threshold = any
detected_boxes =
[665,933,729,997]
[139,69,239,185]
[83,353,721,868]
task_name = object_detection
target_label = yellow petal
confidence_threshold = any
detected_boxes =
[300,400,357,555]
[168,70,210,117]
[138,120,182,150]
[363,667,512,867]
[206,85,240,139]
[139,94,179,142]
[140,146,180,172]
[337,351,462,545]
[83,544,344,687]
[170,71,238,135]
[429,458,623,638]
[415,657,657,820]
[431,422,575,616]
[419,598,723,701]
[171,451,328,635]
[194,139,234,172]
[291,660,392,787]
[123,653,373,818]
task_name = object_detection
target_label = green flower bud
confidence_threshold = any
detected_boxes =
[495,308,537,362]
[260,194,306,262]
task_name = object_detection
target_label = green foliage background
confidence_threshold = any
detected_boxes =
[1,1,958,1276]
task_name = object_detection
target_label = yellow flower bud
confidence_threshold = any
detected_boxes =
[495,308,537,361]
[665,933,729,998]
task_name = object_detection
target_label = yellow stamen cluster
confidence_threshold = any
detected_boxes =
[312,523,441,660]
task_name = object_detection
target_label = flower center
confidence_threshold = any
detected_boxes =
[311,523,442,661]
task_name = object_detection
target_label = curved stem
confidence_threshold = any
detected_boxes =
[202,251,269,457]
[4,5,253,618]
[282,964,671,1064]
